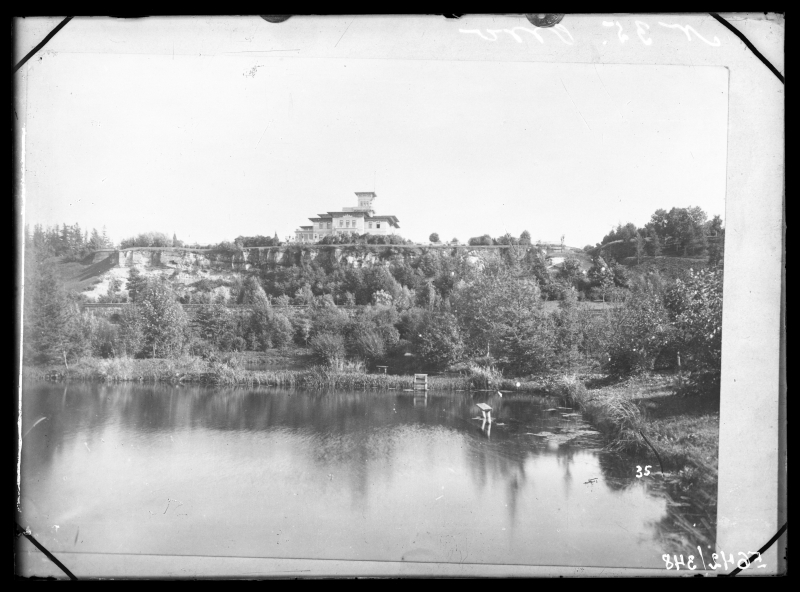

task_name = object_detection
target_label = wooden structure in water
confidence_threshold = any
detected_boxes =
[476,403,493,423]
[413,374,428,391]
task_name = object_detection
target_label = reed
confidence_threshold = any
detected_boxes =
[23,356,547,392]
[553,374,647,452]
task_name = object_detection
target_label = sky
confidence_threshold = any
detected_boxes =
[18,17,729,248]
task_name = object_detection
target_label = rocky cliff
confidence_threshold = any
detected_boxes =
[99,244,545,273]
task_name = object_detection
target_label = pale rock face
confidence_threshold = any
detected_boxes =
[83,245,542,301]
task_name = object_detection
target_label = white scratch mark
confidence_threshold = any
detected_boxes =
[551,24,575,45]
[559,78,592,131]
[635,21,653,46]
[501,27,542,44]
[459,29,500,41]
[658,22,721,46]
[615,21,630,43]
[593,65,623,121]
[256,122,271,147]
[22,416,47,439]
[84,442,91,452]
[335,19,354,48]
[435,495,444,501]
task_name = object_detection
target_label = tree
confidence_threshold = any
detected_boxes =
[664,267,723,390]
[413,312,465,371]
[468,235,493,246]
[587,258,614,302]
[451,269,551,373]
[195,303,237,350]
[635,231,646,264]
[238,276,269,306]
[604,285,673,374]
[116,305,145,357]
[310,332,346,366]
[126,267,147,303]
[647,228,662,257]
[558,255,583,286]
[519,230,532,245]
[268,312,294,348]
[23,261,85,364]
[429,233,440,243]
[705,215,725,266]
[136,278,189,357]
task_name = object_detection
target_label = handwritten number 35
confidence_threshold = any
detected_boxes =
[636,465,652,478]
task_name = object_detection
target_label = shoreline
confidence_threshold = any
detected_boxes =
[21,356,554,393]
[22,355,718,546]
[22,356,718,485]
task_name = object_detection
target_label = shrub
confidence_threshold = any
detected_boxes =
[351,329,386,364]
[464,363,504,389]
[605,287,673,374]
[414,312,465,371]
[269,312,294,348]
[310,332,346,366]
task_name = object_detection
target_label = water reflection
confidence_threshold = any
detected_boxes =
[19,381,713,569]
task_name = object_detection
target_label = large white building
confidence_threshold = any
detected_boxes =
[294,192,400,243]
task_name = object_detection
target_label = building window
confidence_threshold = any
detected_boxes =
[327,222,331,229]
[339,220,343,227]
[376,223,381,229]
[368,222,372,229]
[346,220,350,227]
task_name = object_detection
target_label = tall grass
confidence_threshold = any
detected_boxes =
[22,356,548,392]
[553,374,647,452]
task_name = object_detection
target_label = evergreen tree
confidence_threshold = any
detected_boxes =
[635,231,646,264]
[126,266,147,302]
[23,261,84,364]
[647,228,662,257]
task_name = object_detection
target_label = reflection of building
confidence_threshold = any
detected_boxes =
[294,192,400,243]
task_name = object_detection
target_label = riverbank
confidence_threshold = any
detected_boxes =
[21,355,551,393]
[22,356,718,488]
[554,372,718,515]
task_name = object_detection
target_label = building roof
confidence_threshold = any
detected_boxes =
[325,211,369,217]
[365,215,400,226]
[298,226,313,230]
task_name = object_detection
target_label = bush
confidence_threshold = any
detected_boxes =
[464,363,504,389]
[189,339,215,359]
[604,287,673,374]
[310,332,346,366]
[414,312,465,371]
[351,329,386,364]
[269,312,294,348]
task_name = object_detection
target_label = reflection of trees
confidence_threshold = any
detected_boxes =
[594,449,716,555]
[463,398,590,525]
[22,381,714,556]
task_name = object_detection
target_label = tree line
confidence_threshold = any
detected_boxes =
[586,206,725,265]
[22,205,724,394]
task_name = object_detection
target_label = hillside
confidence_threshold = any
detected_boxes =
[619,255,709,280]
[49,245,712,306]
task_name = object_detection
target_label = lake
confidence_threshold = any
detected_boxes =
[18,381,714,575]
